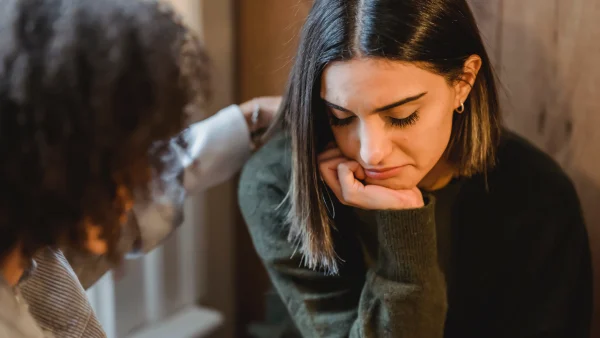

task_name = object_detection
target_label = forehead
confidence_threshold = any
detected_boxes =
[320,58,445,107]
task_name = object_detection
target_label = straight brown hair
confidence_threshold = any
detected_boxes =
[269,0,501,274]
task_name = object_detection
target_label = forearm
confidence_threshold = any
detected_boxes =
[181,104,252,192]
[258,199,447,338]
[351,197,447,337]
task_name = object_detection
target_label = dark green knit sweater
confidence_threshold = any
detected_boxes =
[238,131,592,338]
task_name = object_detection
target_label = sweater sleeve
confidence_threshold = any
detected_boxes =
[238,146,448,337]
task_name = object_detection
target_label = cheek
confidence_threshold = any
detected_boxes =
[331,127,358,159]
[402,105,454,166]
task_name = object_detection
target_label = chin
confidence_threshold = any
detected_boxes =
[364,177,420,191]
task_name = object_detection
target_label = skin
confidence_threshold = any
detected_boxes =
[318,57,481,210]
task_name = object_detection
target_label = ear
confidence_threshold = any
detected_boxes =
[453,55,482,112]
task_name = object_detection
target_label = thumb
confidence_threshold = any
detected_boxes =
[344,161,366,181]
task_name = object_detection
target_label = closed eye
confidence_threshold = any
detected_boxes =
[388,111,419,128]
[329,111,419,128]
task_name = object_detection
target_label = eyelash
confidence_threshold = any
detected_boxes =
[328,111,420,128]
[389,111,419,127]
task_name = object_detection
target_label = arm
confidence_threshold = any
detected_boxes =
[130,97,281,254]
[179,104,252,193]
[71,98,282,288]
[238,142,447,337]
[181,96,282,192]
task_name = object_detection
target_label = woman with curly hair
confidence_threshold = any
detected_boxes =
[0,0,280,336]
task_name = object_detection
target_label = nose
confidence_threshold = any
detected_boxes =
[358,121,391,166]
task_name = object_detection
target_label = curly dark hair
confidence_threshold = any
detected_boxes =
[0,0,210,262]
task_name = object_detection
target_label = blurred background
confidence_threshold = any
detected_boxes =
[85,0,600,337]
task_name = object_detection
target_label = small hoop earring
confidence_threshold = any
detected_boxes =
[455,102,465,114]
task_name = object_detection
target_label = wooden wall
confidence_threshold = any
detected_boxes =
[234,1,312,337]
[235,0,600,336]
[469,0,600,334]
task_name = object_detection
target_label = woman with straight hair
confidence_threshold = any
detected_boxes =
[239,0,593,337]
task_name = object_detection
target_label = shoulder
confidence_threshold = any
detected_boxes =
[238,133,293,253]
[479,130,583,225]
[492,130,578,201]
[239,132,292,198]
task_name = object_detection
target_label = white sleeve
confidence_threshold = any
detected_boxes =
[65,105,254,283]
[180,104,252,193]
[128,104,252,256]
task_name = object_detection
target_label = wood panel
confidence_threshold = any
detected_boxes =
[236,0,312,101]
[471,0,600,335]
[468,0,504,70]
[234,1,312,337]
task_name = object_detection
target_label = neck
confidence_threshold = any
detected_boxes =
[418,159,456,192]
[1,245,25,287]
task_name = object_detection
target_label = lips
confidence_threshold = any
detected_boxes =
[364,166,407,180]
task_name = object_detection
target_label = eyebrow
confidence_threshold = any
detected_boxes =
[322,92,427,114]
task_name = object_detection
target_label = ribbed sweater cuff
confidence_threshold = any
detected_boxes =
[375,194,438,282]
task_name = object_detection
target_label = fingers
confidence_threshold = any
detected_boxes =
[254,96,283,118]
[260,96,283,113]
[341,161,366,181]
[318,148,371,208]
[239,96,283,132]
[318,147,425,210]
[323,141,337,151]
[319,156,346,200]
[337,162,366,205]
[317,146,348,203]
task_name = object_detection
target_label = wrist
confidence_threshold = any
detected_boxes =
[238,100,263,151]
[239,100,258,133]
[399,199,425,209]
[387,189,425,210]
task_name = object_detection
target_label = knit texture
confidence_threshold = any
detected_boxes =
[239,131,592,338]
